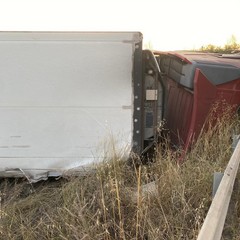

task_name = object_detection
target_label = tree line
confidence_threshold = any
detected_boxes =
[200,35,240,53]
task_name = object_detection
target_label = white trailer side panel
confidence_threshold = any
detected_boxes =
[0,32,141,181]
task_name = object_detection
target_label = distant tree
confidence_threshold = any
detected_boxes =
[199,35,240,53]
[200,44,221,53]
[224,34,239,52]
[227,34,237,46]
[144,41,154,50]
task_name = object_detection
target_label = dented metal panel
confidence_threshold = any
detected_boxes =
[0,32,142,181]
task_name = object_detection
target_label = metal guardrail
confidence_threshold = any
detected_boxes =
[197,138,240,240]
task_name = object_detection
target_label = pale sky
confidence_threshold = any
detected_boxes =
[0,0,239,50]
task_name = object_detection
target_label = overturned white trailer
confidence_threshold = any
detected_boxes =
[0,32,162,181]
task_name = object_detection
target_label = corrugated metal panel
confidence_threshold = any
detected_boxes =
[165,78,193,147]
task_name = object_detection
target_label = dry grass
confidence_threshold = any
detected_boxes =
[0,109,239,240]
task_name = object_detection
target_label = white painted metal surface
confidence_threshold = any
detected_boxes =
[0,32,142,181]
[197,139,240,240]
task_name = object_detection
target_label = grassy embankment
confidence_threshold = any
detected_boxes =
[0,106,239,240]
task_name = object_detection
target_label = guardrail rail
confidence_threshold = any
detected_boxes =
[197,139,240,240]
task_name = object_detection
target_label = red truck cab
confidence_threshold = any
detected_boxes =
[154,51,240,152]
